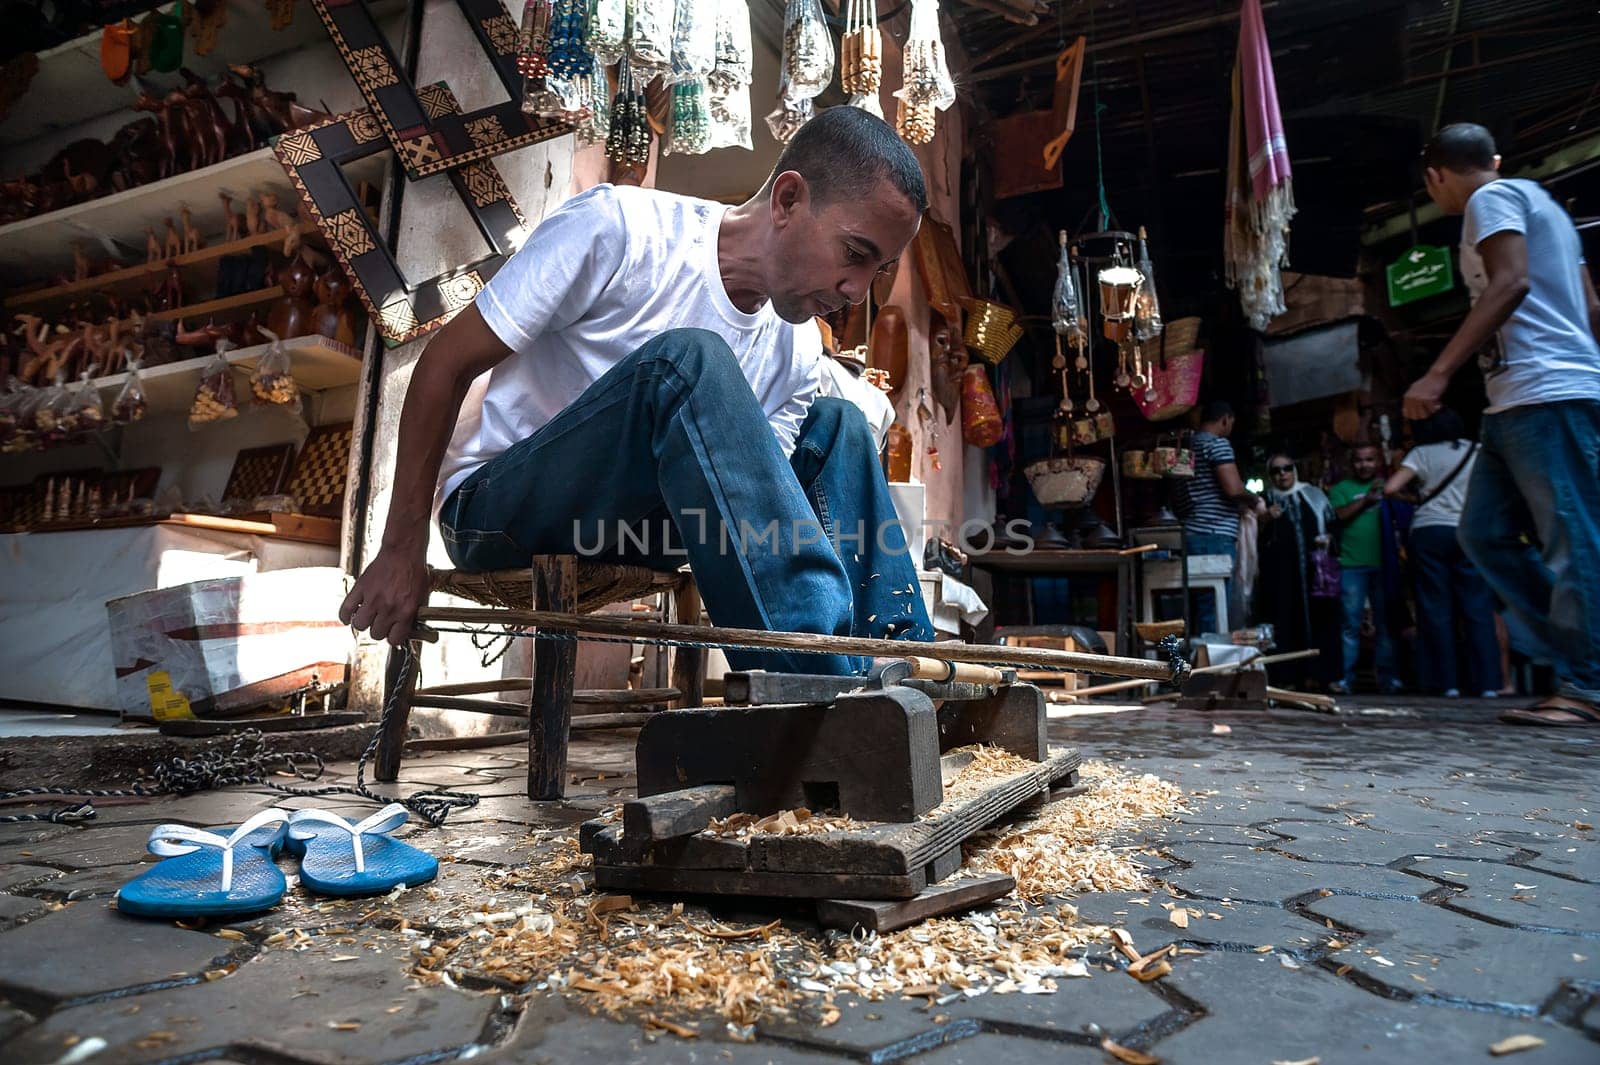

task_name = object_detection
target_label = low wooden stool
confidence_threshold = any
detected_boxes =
[374,556,706,799]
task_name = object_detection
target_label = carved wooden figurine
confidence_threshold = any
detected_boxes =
[179,68,232,168]
[180,206,204,253]
[145,225,162,263]
[162,217,182,259]
[72,242,91,282]
[266,254,316,340]
[227,64,330,133]
[132,90,181,179]
[219,191,241,241]
[245,194,264,236]
[258,191,299,256]
[311,266,356,346]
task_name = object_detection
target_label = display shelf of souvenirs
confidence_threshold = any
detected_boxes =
[1,1,405,151]
[0,142,387,287]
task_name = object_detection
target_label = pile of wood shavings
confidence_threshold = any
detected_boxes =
[939,745,1046,803]
[705,807,861,838]
[964,760,1187,899]
[413,760,1183,1034]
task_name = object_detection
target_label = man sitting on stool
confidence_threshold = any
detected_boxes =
[339,108,935,675]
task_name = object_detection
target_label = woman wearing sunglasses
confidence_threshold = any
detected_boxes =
[1257,455,1340,690]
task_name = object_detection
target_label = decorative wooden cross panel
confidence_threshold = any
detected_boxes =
[274,84,529,347]
[313,0,566,179]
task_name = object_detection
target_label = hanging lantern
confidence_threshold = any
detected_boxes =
[961,364,1004,448]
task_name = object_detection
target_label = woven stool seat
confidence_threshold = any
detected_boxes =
[429,564,685,615]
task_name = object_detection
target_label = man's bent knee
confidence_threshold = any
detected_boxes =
[636,328,740,381]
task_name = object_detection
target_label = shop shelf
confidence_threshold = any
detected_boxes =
[92,334,363,417]
[0,0,405,148]
[0,147,387,287]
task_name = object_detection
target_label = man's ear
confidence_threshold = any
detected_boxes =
[770,171,808,229]
[1491,153,1502,173]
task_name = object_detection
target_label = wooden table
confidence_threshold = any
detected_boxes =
[967,545,1157,655]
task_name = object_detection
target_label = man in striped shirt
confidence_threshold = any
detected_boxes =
[1173,401,1263,633]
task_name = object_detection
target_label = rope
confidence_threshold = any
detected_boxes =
[0,645,477,828]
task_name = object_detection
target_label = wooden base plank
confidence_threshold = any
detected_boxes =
[816,873,1016,933]
[624,785,738,845]
[593,863,927,900]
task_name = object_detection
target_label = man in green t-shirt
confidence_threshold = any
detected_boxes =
[1328,444,1400,693]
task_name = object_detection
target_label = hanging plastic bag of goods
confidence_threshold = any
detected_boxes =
[895,0,956,145]
[768,0,834,143]
[707,0,754,151]
[1052,233,1087,344]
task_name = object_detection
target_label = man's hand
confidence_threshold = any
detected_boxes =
[340,546,431,646]
[1403,370,1448,420]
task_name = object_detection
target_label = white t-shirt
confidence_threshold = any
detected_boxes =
[436,184,823,516]
[1459,178,1600,413]
[1401,440,1478,529]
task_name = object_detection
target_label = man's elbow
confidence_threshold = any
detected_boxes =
[1500,275,1531,308]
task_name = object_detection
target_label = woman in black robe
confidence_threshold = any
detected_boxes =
[1256,453,1342,689]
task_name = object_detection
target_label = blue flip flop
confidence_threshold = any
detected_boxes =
[286,804,437,897]
[116,808,291,919]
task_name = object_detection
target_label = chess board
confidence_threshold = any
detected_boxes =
[223,445,294,505]
[286,422,354,518]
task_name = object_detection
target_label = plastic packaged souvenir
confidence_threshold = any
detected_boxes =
[1133,225,1165,342]
[663,78,710,155]
[709,0,752,88]
[707,74,752,150]
[668,0,716,84]
[61,368,106,437]
[112,359,149,423]
[841,0,882,116]
[0,378,21,447]
[896,0,955,143]
[189,351,239,428]
[589,0,627,62]
[576,53,612,145]
[605,57,652,164]
[249,329,301,414]
[34,375,71,448]
[5,386,43,452]
[777,0,833,104]
[765,95,812,145]
[626,0,672,73]
[1052,235,1087,342]
[547,0,592,79]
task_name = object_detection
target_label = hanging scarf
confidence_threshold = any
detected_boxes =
[1224,0,1296,330]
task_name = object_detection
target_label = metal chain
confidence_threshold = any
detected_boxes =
[0,645,478,828]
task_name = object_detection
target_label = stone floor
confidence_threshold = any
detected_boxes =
[1,694,1596,1064]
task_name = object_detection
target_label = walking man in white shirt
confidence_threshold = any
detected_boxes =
[339,108,934,675]
[1404,123,1600,725]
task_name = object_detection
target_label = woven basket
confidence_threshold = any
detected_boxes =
[1160,316,1202,357]
[1135,350,1204,422]
[961,299,1024,364]
[430,564,683,614]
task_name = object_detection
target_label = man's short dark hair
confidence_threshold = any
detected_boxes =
[1424,123,1497,173]
[769,107,928,214]
[1200,400,1234,424]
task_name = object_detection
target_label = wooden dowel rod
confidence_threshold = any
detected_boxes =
[416,607,1176,681]
[1048,648,1322,702]
[905,656,1006,685]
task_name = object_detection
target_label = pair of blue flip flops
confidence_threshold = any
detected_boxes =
[116,803,437,919]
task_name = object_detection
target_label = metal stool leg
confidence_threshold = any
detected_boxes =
[529,555,577,799]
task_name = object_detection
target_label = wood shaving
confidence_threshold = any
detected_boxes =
[1489,1034,1546,1056]
[1101,1037,1160,1064]
[706,807,861,838]
[417,761,1182,1034]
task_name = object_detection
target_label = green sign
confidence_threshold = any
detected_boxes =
[1386,244,1454,307]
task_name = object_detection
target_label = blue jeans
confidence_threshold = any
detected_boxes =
[1410,524,1501,694]
[438,329,933,676]
[1459,400,1600,703]
[1184,532,1238,636]
[1339,566,1397,688]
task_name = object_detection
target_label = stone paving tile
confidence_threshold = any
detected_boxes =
[6,930,495,1065]
[936,959,1175,1038]
[0,902,233,1002]
[11,824,177,872]
[1155,946,1597,1065]
[1072,890,1336,957]
[0,823,72,848]
[0,1001,36,1043]
[64,791,282,828]
[1159,844,1434,904]
[0,863,61,892]
[1262,819,1523,864]
[758,990,950,1056]
[1307,894,1600,1007]
[0,893,48,925]
[26,862,148,901]
[909,1031,1106,1063]
[1410,860,1600,933]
